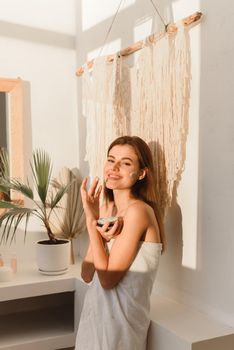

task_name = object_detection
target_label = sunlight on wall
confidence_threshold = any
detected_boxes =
[134,17,152,42]
[172,0,199,21]
[82,0,136,31]
[177,7,200,270]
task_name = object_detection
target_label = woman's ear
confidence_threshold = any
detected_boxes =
[138,168,147,180]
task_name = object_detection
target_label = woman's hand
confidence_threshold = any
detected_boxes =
[96,217,123,242]
[80,177,102,221]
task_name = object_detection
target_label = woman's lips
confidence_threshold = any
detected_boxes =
[107,174,121,180]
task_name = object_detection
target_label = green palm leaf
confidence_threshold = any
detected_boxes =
[0,178,33,200]
[50,183,71,210]
[0,207,35,244]
[11,179,34,199]
[31,150,52,205]
[0,200,20,209]
[1,214,15,244]
[0,148,9,180]
[0,184,10,196]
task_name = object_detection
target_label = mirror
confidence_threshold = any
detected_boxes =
[0,92,8,150]
[0,78,25,201]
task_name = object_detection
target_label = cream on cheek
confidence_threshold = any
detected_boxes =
[129,171,138,178]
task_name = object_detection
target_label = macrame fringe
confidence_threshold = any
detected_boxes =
[82,24,191,217]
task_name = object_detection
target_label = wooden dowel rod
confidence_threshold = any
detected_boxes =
[76,11,203,77]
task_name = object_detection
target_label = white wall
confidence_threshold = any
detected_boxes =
[157,0,234,328]
[0,0,78,173]
[76,0,234,328]
[0,0,233,330]
[0,0,78,262]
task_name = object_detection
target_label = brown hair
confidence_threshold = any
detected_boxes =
[104,136,165,251]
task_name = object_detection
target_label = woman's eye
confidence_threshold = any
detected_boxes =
[107,159,114,163]
[122,162,131,166]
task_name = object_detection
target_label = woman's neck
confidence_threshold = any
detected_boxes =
[112,189,138,217]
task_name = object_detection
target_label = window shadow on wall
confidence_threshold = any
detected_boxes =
[0,20,75,49]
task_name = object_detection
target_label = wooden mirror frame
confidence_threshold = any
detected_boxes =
[0,78,25,201]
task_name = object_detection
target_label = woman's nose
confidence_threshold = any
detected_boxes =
[112,161,120,170]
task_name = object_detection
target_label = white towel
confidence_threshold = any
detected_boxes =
[75,240,162,350]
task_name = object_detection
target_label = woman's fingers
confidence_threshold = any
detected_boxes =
[96,222,110,234]
[80,177,101,220]
[88,177,99,197]
[108,219,119,234]
[80,177,88,201]
[97,218,123,241]
[81,177,87,191]
[95,185,102,198]
[108,218,123,236]
[96,223,110,241]
[106,221,120,241]
[81,177,102,204]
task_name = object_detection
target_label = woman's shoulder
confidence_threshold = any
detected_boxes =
[125,200,161,243]
[127,199,153,211]
[125,200,154,220]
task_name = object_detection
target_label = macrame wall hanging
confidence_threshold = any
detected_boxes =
[77,4,202,217]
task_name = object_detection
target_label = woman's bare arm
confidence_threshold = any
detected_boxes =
[81,204,122,283]
[81,243,95,283]
[87,203,150,289]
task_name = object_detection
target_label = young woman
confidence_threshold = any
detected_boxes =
[75,136,165,350]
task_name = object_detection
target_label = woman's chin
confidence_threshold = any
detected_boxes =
[105,184,115,190]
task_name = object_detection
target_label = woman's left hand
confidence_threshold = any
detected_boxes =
[96,218,123,242]
[80,177,102,221]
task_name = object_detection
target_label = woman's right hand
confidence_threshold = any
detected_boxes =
[96,218,123,242]
[80,177,102,221]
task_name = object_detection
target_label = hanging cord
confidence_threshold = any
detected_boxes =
[98,0,167,59]
[150,0,168,30]
[98,0,125,58]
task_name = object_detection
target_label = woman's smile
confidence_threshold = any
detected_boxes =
[107,173,122,180]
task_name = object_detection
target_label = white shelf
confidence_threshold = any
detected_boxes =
[0,308,75,350]
[0,262,82,350]
[148,294,234,350]
[0,262,81,302]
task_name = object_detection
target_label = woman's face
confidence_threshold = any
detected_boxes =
[104,144,141,190]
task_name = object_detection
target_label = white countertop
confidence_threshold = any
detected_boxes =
[0,260,82,302]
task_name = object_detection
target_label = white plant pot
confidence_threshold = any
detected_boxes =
[36,239,71,275]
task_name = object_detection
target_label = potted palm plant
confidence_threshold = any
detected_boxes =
[0,149,73,275]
